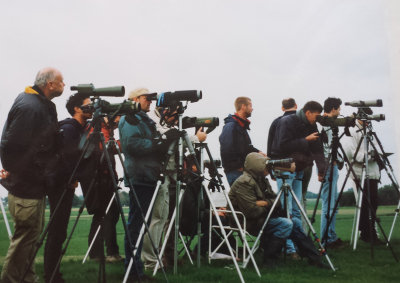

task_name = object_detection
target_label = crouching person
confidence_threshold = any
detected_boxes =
[228,152,326,268]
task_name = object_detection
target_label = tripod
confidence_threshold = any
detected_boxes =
[152,132,261,283]
[243,172,336,271]
[20,104,168,283]
[364,124,400,243]
[309,126,341,246]
[311,120,398,261]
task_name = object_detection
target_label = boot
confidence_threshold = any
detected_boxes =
[262,236,285,267]
[294,234,329,269]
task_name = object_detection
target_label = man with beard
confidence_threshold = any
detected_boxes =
[219,97,266,186]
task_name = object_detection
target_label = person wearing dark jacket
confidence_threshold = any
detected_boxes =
[267,98,297,157]
[229,152,326,268]
[219,96,265,186]
[118,88,162,282]
[0,67,64,283]
[270,101,326,256]
[44,93,92,283]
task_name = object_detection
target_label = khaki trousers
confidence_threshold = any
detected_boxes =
[1,193,45,283]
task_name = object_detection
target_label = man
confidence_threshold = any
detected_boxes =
[270,101,326,255]
[343,108,381,243]
[267,98,297,157]
[79,115,123,263]
[119,88,161,281]
[228,153,326,268]
[219,97,265,186]
[319,97,344,248]
[0,67,64,283]
[141,105,207,269]
[44,93,92,282]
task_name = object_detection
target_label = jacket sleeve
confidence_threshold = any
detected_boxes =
[309,126,327,175]
[267,120,277,156]
[119,118,154,157]
[231,181,267,220]
[219,123,236,155]
[1,105,38,171]
[279,118,309,154]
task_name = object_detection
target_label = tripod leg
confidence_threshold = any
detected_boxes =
[153,190,184,276]
[179,232,194,264]
[351,170,365,250]
[0,189,12,239]
[289,185,336,271]
[83,193,116,263]
[388,200,400,244]
[242,189,284,268]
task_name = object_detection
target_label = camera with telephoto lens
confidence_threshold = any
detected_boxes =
[71,83,125,97]
[147,90,202,107]
[71,84,141,118]
[355,107,385,122]
[182,117,219,134]
[344,100,385,122]
[266,158,295,173]
[316,115,356,128]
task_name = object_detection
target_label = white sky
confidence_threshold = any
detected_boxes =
[1,0,400,199]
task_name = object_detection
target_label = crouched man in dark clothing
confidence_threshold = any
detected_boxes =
[228,153,326,268]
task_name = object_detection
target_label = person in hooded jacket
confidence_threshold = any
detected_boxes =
[229,152,326,268]
[219,97,266,186]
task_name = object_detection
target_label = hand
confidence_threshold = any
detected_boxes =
[196,127,207,142]
[258,151,267,157]
[305,132,320,141]
[256,200,269,207]
[318,174,324,182]
[0,169,10,179]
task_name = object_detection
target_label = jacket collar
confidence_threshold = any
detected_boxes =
[296,109,310,125]
[232,113,251,130]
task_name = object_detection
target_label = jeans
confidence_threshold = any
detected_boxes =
[320,164,339,243]
[265,217,293,239]
[226,170,243,186]
[275,170,304,253]
[124,184,156,278]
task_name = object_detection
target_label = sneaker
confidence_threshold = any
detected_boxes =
[106,254,124,263]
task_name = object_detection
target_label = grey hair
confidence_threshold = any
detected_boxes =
[34,68,57,87]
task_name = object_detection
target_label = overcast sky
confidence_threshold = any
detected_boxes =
[1,0,399,198]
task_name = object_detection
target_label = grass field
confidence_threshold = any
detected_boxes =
[1,201,400,282]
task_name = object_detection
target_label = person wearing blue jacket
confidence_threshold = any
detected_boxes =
[119,88,161,282]
[219,97,265,186]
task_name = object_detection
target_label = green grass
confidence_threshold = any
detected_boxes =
[1,204,400,282]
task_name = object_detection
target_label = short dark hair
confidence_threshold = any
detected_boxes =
[282,98,296,110]
[303,101,323,113]
[66,93,90,116]
[324,97,342,113]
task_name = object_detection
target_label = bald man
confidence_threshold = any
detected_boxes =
[0,67,65,283]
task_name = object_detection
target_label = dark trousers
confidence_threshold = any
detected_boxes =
[89,199,120,258]
[44,185,75,282]
[359,179,379,238]
[124,184,155,278]
[88,176,120,259]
